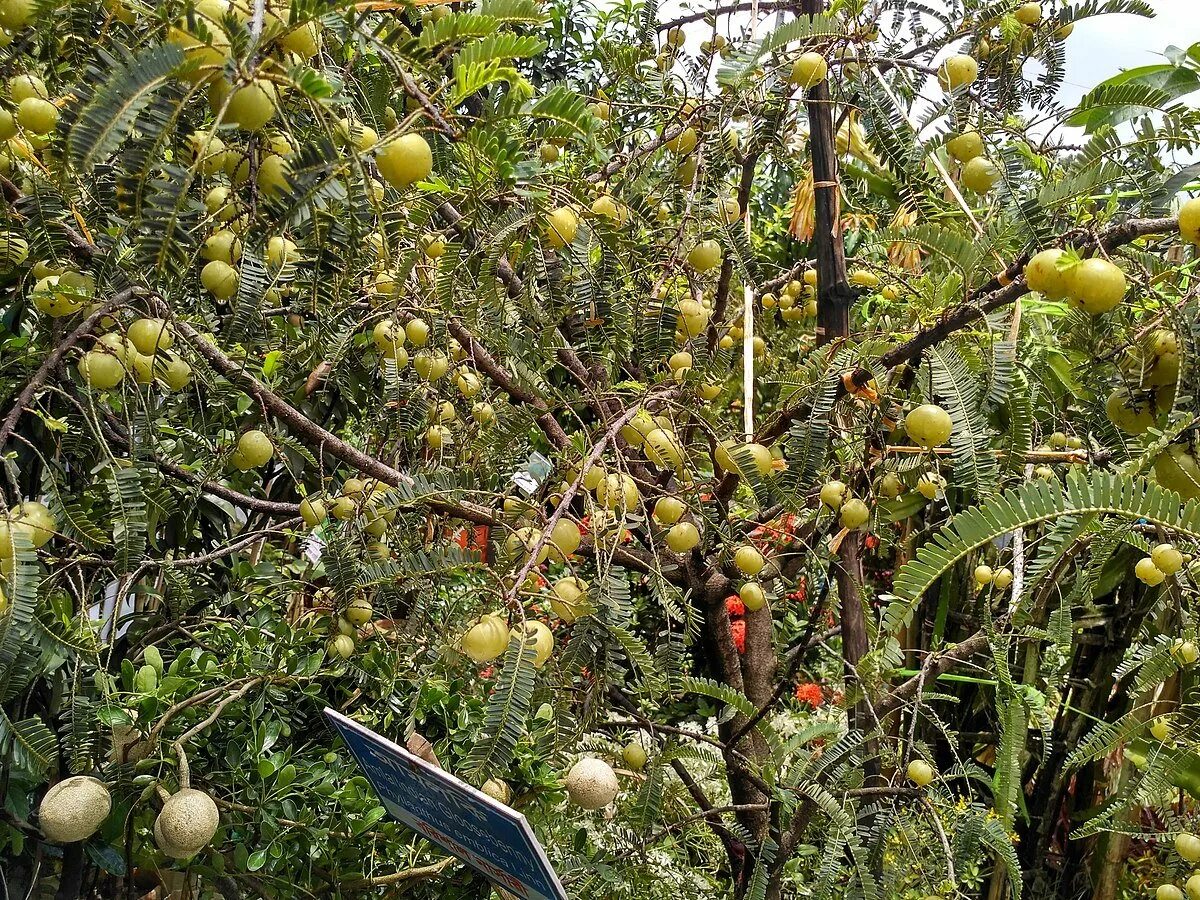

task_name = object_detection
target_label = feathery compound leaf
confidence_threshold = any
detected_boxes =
[886,472,1200,632]
[67,43,184,172]
[466,633,537,778]
[927,344,998,496]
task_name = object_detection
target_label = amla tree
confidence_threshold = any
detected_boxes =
[1,0,1199,897]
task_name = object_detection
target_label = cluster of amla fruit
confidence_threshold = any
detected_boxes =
[1134,542,1186,588]
[460,612,554,668]
[323,590,374,660]
[1155,830,1200,900]
[79,318,193,393]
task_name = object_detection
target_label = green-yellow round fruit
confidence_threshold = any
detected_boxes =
[235,430,273,469]
[78,349,125,389]
[376,132,433,188]
[1024,248,1068,299]
[789,52,828,88]
[946,131,983,163]
[1066,257,1126,314]
[906,404,953,449]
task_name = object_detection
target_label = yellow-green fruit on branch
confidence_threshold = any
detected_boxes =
[78,349,125,389]
[1066,257,1126,314]
[938,54,978,91]
[224,79,277,132]
[960,156,999,193]
[687,239,722,272]
[462,614,509,663]
[946,131,983,163]
[127,318,174,355]
[622,742,647,771]
[905,404,952,449]
[38,776,111,843]
[565,757,619,809]
[549,576,591,623]
[13,500,56,548]
[1023,248,1068,299]
[376,133,433,188]
[1179,197,1200,245]
[789,52,828,88]
[543,207,578,249]
[1156,446,1200,500]
[234,430,274,470]
[511,620,554,667]
[155,788,219,858]
[906,759,935,787]
[666,521,700,552]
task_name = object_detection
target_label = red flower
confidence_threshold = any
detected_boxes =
[730,620,746,653]
[794,682,824,708]
[479,666,495,679]
[725,595,746,618]
[864,534,879,550]
[577,516,591,536]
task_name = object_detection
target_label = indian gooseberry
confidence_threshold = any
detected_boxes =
[544,206,578,249]
[622,742,647,771]
[328,634,355,658]
[0,0,33,31]
[974,564,994,586]
[1024,248,1068,299]
[687,239,722,272]
[906,759,935,787]
[376,132,433,188]
[653,496,686,524]
[158,354,192,391]
[839,498,870,530]
[225,79,276,132]
[472,401,495,425]
[960,156,999,193]
[1065,257,1126,314]
[9,73,45,102]
[664,126,697,155]
[512,620,554,668]
[1156,446,1200,500]
[1014,2,1042,25]
[1106,387,1156,435]
[733,545,764,576]
[549,576,590,622]
[596,472,639,510]
[1179,197,1200,245]
[1151,543,1184,575]
[1156,885,1184,900]
[819,480,847,509]
[917,471,946,500]
[343,596,373,626]
[299,497,327,527]
[201,260,239,300]
[547,518,581,561]
[234,430,273,469]
[17,97,58,134]
[739,580,766,611]
[643,428,685,469]
[78,350,125,389]
[461,614,509,663]
[905,404,953,449]
[539,142,559,163]
[992,568,1013,590]
[937,54,979,91]
[405,318,430,346]
[946,131,983,163]
[1150,717,1171,742]
[878,472,904,499]
[1135,557,1165,586]
[666,520,700,553]
[789,52,828,88]
[1175,832,1200,863]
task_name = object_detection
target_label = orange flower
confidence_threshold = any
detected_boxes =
[725,595,746,618]
[730,620,746,654]
[794,682,824,707]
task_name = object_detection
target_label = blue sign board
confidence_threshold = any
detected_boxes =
[324,708,567,900]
